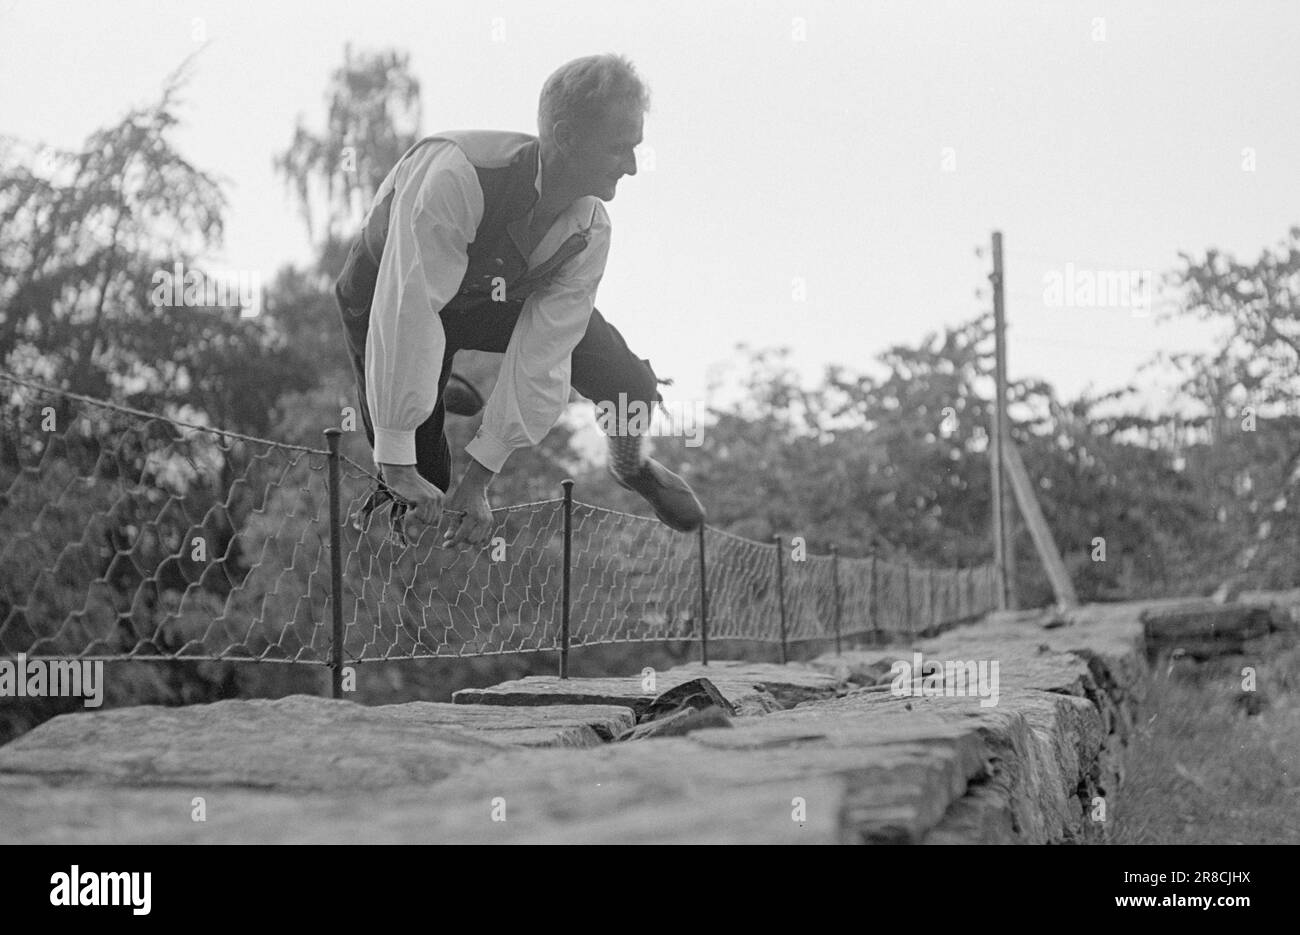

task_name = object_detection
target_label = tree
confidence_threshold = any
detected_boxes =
[650,321,1003,563]
[1148,227,1300,589]
[0,58,331,744]
[274,45,422,275]
[0,59,313,437]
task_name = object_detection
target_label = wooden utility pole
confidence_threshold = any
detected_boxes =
[990,232,1017,609]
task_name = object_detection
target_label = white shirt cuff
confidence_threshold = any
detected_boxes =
[464,431,512,474]
[373,428,417,467]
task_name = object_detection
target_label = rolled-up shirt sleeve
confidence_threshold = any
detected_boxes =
[466,201,611,473]
[366,143,483,466]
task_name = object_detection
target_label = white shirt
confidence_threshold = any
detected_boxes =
[364,139,611,474]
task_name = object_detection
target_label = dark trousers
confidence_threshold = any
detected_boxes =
[337,291,662,492]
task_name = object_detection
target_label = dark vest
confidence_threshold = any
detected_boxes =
[335,130,592,317]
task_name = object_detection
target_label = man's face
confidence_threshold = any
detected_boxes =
[568,107,643,201]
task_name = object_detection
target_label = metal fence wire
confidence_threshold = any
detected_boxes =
[0,371,1000,681]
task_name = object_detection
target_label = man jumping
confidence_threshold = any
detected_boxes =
[334,53,705,549]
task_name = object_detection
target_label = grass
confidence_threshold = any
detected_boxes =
[1108,638,1300,844]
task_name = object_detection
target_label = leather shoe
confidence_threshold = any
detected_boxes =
[608,458,705,532]
[443,373,485,417]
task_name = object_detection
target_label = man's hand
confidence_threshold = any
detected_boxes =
[378,463,445,532]
[442,459,496,549]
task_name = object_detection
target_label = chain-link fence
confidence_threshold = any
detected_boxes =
[0,371,999,691]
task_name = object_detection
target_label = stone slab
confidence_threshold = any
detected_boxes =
[453,661,844,716]
[0,769,848,845]
[817,601,1146,706]
[665,661,846,707]
[0,696,634,792]
[390,701,635,746]
[1141,600,1272,638]
[1236,590,1300,631]
[1141,601,1275,658]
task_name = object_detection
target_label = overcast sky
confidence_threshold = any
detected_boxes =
[3,0,1296,419]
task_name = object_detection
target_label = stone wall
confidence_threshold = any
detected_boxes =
[1,596,1291,843]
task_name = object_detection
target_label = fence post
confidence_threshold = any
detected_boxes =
[903,562,913,636]
[560,478,573,679]
[928,566,937,630]
[829,544,843,656]
[868,549,880,644]
[697,523,710,666]
[772,534,789,665]
[324,428,345,700]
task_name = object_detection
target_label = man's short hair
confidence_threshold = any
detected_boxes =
[538,54,650,141]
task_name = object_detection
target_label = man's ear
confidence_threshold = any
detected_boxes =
[550,119,577,156]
